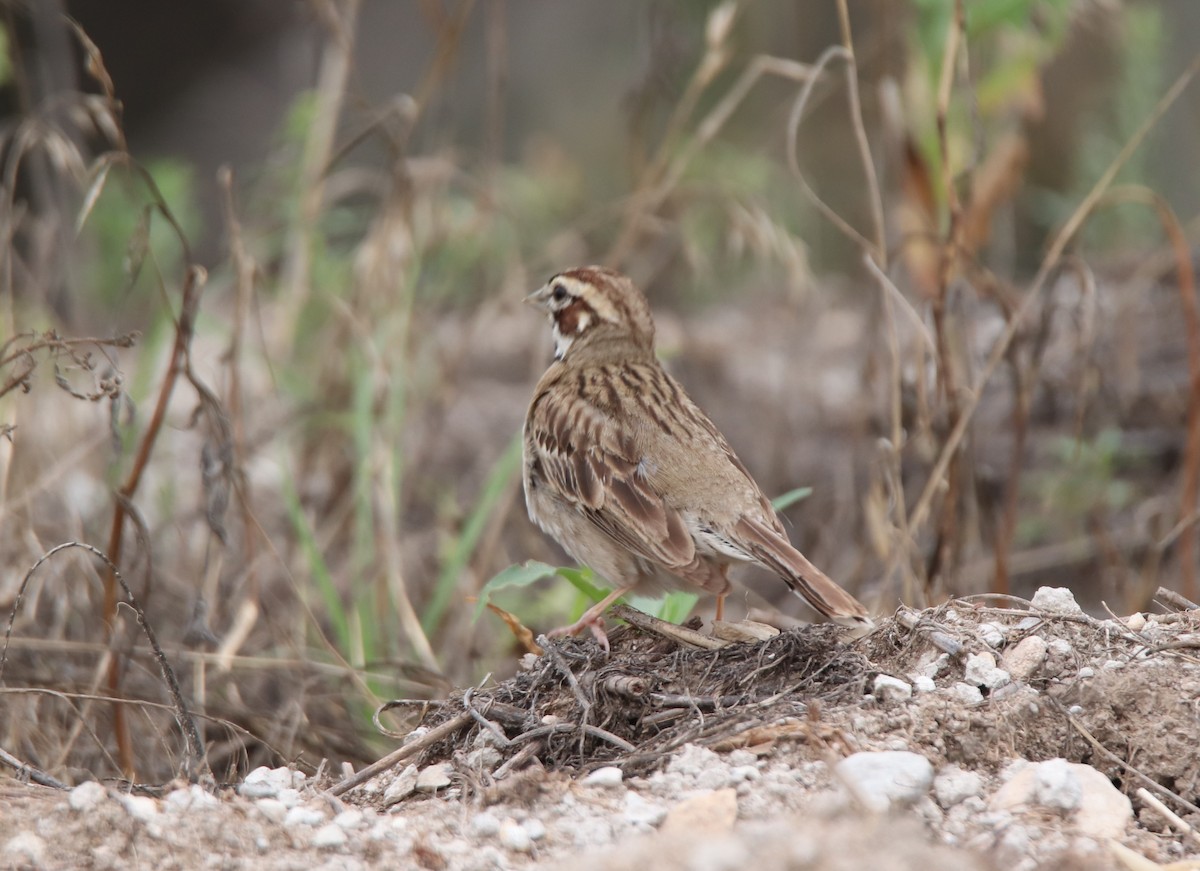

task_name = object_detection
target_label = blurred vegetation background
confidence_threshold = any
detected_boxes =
[1,0,1198,783]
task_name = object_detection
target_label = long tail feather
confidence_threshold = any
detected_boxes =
[733,516,874,630]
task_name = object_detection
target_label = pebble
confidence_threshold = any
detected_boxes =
[1030,586,1083,616]
[964,652,1011,690]
[624,792,668,828]
[950,682,984,705]
[416,763,453,793]
[1124,612,1146,632]
[1034,758,1082,811]
[523,818,547,841]
[1077,667,1095,679]
[911,675,936,693]
[582,766,624,788]
[312,822,348,849]
[991,759,1132,839]
[383,764,419,805]
[68,781,107,812]
[239,766,301,799]
[978,622,1006,648]
[255,798,288,824]
[499,818,532,853]
[835,751,934,812]
[121,794,159,823]
[3,832,46,866]
[872,673,912,703]
[283,806,326,828]
[469,812,501,838]
[335,809,365,830]
[1002,636,1047,682]
[934,766,984,808]
[164,784,219,813]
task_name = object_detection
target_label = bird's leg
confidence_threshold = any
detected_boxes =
[546,585,633,653]
[715,594,726,623]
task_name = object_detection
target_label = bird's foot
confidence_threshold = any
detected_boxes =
[546,614,611,654]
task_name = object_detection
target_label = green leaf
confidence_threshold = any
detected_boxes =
[770,486,813,512]
[474,560,560,620]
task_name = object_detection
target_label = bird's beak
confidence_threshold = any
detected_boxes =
[523,284,551,310]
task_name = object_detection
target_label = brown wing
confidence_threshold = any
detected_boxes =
[526,379,695,569]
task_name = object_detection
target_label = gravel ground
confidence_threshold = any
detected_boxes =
[3,587,1199,871]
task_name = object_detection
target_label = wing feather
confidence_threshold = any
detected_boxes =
[526,382,695,569]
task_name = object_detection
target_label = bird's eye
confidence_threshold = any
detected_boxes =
[551,283,569,304]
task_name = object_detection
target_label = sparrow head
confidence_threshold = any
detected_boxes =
[525,266,655,362]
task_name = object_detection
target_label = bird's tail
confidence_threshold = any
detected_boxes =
[734,516,875,632]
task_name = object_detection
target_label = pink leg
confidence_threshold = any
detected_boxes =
[715,594,726,623]
[546,586,633,653]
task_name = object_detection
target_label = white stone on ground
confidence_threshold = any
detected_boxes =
[312,822,348,849]
[469,811,501,838]
[120,794,159,823]
[1001,636,1048,682]
[1030,586,1083,616]
[991,759,1132,839]
[963,651,1011,690]
[383,764,419,805]
[283,806,326,828]
[164,784,219,813]
[835,751,934,812]
[950,682,984,705]
[934,766,984,808]
[1033,758,1082,811]
[3,832,47,866]
[581,766,624,788]
[68,781,107,812]
[416,762,453,793]
[911,675,936,693]
[623,792,668,828]
[238,765,302,799]
[978,622,1006,648]
[499,818,533,852]
[872,673,913,703]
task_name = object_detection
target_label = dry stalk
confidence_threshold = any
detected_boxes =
[908,53,1200,537]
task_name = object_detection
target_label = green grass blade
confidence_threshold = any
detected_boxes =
[423,431,524,635]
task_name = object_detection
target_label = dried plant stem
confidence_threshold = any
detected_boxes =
[1093,186,1200,600]
[280,0,359,323]
[909,53,1200,535]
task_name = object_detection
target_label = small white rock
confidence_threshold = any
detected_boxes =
[835,751,934,812]
[872,673,913,703]
[1048,638,1073,656]
[1077,666,1095,679]
[934,767,984,808]
[623,792,668,827]
[1031,586,1083,616]
[950,682,984,705]
[1124,612,1147,632]
[313,822,348,849]
[334,809,365,830]
[499,818,532,853]
[912,675,937,693]
[1002,636,1048,682]
[964,651,1011,689]
[3,832,46,865]
[383,764,419,806]
[1103,659,1125,671]
[68,781,107,812]
[523,818,547,841]
[581,766,624,788]
[239,766,297,799]
[276,787,301,809]
[415,762,453,793]
[255,798,288,824]
[978,622,1007,648]
[164,784,218,813]
[469,812,501,838]
[1034,758,1082,811]
[121,794,159,823]
[283,806,326,828]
